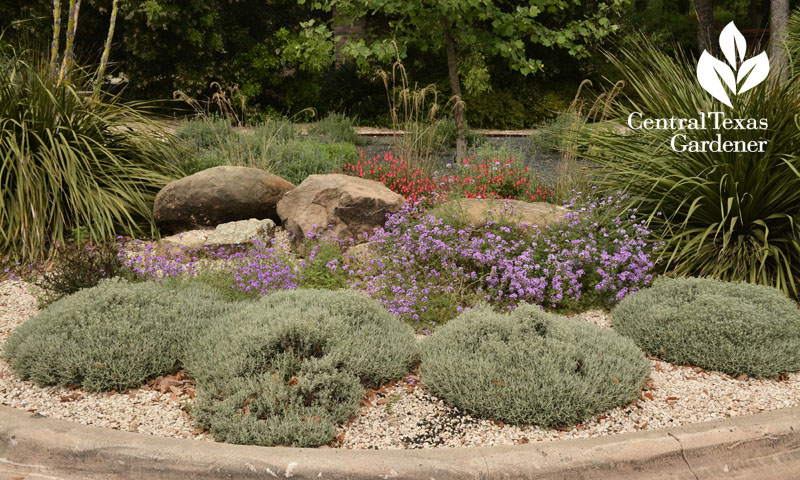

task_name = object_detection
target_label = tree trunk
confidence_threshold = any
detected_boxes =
[695,0,716,55]
[749,0,760,29]
[58,0,81,85]
[442,20,466,160]
[93,0,119,100]
[770,0,789,81]
[49,0,61,77]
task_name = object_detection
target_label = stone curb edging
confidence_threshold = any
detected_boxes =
[0,405,798,480]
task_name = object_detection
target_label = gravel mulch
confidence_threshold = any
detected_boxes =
[1,279,798,449]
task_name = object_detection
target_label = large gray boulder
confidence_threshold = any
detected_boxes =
[277,174,405,244]
[430,198,567,228]
[153,166,294,233]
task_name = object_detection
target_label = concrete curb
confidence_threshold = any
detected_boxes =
[0,405,798,479]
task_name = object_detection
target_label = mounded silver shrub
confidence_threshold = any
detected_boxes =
[185,289,417,447]
[420,304,651,426]
[612,277,800,377]
[2,278,235,392]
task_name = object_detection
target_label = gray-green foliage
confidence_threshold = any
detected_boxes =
[612,277,800,378]
[185,289,416,447]
[175,117,358,184]
[421,304,650,427]
[528,112,580,154]
[270,139,358,185]
[2,278,235,392]
[311,112,366,145]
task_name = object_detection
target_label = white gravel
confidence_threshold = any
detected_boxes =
[1,280,798,449]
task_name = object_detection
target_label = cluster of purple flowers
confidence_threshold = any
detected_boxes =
[120,238,297,294]
[117,191,660,323]
[346,191,660,320]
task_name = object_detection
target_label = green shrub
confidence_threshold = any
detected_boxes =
[0,52,182,262]
[175,116,356,183]
[271,139,358,185]
[576,36,800,297]
[612,277,800,378]
[469,141,527,163]
[175,116,302,174]
[310,112,366,145]
[185,289,416,447]
[420,304,650,426]
[2,278,234,392]
[529,112,580,154]
[28,238,127,307]
[466,87,573,129]
[466,89,528,129]
[175,117,236,152]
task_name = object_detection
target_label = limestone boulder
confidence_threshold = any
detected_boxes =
[430,198,567,228]
[277,174,405,244]
[153,166,294,234]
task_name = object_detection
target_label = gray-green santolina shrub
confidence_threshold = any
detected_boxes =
[2,278,234,392]
[185,289,417,447]
[420,304,650,427]
[612,277,800,378]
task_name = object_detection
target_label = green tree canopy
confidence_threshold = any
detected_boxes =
[301,0,627,152]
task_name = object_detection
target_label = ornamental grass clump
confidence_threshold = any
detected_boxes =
[420,304,651,426]
[576,35,800,297]
[612,277,800,378]
[0,51,182,263]
[185,289,416,447]
[2,278,235,392]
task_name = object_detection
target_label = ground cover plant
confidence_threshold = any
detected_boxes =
[576,36,800,297]
[184,289,416,447]
[421,304,651,426]
[2,278,235,392]
[612,277,800,378]
[346,191,660,327]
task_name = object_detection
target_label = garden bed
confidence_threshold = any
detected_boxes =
[2,279,797,450]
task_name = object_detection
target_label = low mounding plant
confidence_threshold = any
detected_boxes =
[612,277,800,378]
[185,289,416,447]
[0,51,183,263]
[175,116,357,184]
[2,278,235,392]
[576,35,800,297]
[421,304,651,426]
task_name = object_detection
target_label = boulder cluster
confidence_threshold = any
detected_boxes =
[152,166,565,247]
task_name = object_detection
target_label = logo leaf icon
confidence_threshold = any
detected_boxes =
[737,52,769,93]
[696,22,770,106]
[719,22,747,70]
[697,51,736,107]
